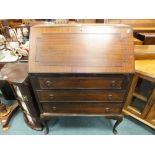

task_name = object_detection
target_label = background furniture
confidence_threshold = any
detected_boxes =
[0,22,29,130]
[28,24,134,134]
[104,19,155,45]
[134,32,155,45]
[123,59,155,129]
[0,63,43,131]
[0,100,18,130]
[134,45,155,60]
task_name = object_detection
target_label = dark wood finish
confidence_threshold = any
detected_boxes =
[36,90,125,102]
[0,64,19,130]
[41,102,121,114]
[29,24,134,74]
[0,63,43,131]
[37,76,126,90]
[96,19,104,23]
[27,24,134,134]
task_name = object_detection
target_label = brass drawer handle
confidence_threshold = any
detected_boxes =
[49,94,54,100]
[111,81,116,87]
[45,81,53,87]
[108,94,113,100]
[105,107,110,113]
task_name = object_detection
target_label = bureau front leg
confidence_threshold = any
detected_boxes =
[106,115,123,134]
[113,116,123,134]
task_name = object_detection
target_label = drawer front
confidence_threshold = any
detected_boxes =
[41,102,122,115]
[37,77,126,90]
[36,90,125,102]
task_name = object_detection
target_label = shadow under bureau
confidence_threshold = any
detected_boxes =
[10,24,135,134]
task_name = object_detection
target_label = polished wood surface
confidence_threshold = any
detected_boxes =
[0,63,28,83]
[36,90,125,102]
[42,102,121,115]
[0,63,43,130]
[123,72,155,129]
[146,101,155,126]
[134,38,143,45]
[135,60,155,78]
[123,109,155,129]
[28,24,134,134]
[134,32,155,45]
[29,24,134,73]
[36,75,126,90]
[31,74,132,115]
[134,45,155,59]
[123,59,155,129]
[105,19,155,32]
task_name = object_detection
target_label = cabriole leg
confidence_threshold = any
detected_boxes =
[43,120,49,134]
[113,117,123,134]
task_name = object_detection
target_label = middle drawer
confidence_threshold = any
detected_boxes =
[36,90,125,102]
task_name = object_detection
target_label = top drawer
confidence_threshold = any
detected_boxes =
[35,76,127,90]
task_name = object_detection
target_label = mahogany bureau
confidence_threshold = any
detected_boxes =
[28,24,135,134]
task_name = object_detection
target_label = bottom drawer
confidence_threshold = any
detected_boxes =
[41,102,122,115]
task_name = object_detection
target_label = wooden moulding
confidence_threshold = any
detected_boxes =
[123,109,155,130]
[134,45,155,60]
[133,92,147,102]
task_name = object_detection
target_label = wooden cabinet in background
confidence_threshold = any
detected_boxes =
[146,101,155,126]
[123,60,155,130]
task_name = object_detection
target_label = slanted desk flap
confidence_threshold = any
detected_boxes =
[29,24,134,73]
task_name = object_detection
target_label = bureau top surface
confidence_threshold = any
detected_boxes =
[28,24,135,73]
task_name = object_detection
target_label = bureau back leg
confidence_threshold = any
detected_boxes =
[42,120,49,134]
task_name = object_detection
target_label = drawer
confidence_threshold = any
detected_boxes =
[36,90,125,102]
[41,102,122,115]
[37,76,126,90]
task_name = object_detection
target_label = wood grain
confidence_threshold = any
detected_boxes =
[28,24,134,73]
